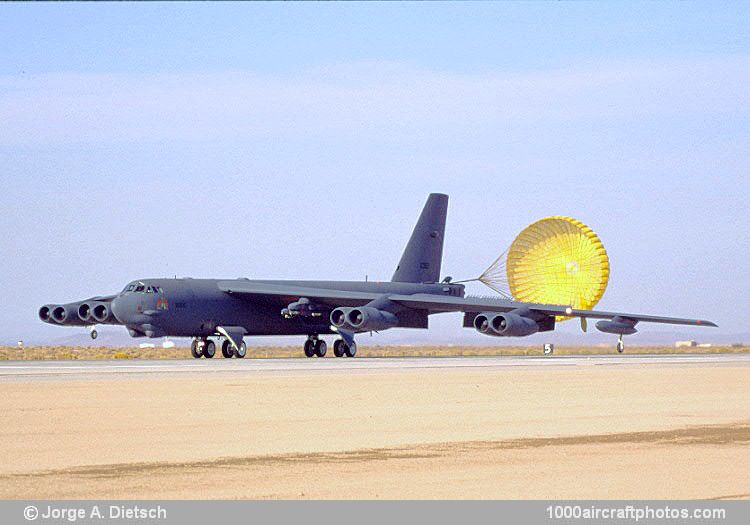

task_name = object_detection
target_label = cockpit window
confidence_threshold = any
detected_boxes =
[122,282,160,294]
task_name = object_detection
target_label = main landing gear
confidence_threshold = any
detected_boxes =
[191,337,247,359]
[221,339,246,358]
[304,335,327,358]
[333,338,356,358]
[302,335,356,358]
[302,335,357,357]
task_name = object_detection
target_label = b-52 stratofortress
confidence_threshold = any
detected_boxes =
[39,194,716,358]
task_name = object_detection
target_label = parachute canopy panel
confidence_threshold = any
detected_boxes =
[480,216,610,321]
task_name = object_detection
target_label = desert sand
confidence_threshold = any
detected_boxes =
[1,359,748,499]
[2,344,748,360]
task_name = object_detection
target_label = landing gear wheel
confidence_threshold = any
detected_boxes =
[90,329,98,340]
[221,339,234,358]
[304,339,315,358]
[204,340,216,358]
[314,339,327,357]
[344,342,357,358]
[191,339,203,359]
[617,338,625,353]
[333,339,344,357]
[235,342,247,358]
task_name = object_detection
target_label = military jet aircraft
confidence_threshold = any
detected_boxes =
[39,194,716,358]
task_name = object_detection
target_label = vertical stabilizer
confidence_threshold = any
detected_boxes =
[391,193,448,283]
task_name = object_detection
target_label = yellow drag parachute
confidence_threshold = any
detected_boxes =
[478,216,609,322]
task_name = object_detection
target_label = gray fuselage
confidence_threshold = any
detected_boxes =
[110,278,463,338]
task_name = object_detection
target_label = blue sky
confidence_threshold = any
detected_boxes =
[0,2,748,344]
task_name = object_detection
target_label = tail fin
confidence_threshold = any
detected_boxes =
[391,193,448,283]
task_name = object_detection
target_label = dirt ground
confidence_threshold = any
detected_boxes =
[1,361,748,499]
[2,344,748,360]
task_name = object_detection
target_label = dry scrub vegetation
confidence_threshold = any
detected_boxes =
[1,344,747,360]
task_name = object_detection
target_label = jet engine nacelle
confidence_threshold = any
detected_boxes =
[47,302,90,326]
[473,310,540,337]
[330,307,350,328]
[38,304,55,323]
[595,316,638,335]
[490,311,540,337]
[330,306,398,332]
[472,313,498,336]
[78,302,93,322]
[90,302,117,324]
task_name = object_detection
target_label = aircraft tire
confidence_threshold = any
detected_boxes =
[221,339,234,358]
[304,339,315,358]
[235,342,247,358]
[204,340,216,358]
[344,343,357,358]
[314,339,327,357]
[191,340,203,359]
[333,340,344,357]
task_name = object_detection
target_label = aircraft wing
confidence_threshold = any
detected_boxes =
[90,294,118,303]
[216,281,380,306]
[217,282,716,327]
[388,294,717,327]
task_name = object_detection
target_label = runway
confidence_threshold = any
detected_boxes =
[1,353,748,380]
[1,353,748,499]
